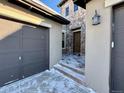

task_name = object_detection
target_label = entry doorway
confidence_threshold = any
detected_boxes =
[73,31,81,54]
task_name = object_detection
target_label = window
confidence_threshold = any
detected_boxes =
[62,32,66,48]
[74,4,78,12]
[65,7,69,16]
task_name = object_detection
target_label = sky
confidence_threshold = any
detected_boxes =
[40,0,61,13]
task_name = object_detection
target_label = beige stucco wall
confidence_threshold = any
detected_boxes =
[105,0,124,7]
[85,0,112,93]
[42,16,62,69]
[48,20,62,68]
[0,0,62,68]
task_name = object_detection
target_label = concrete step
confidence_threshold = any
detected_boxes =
[54,64,87,86]
[59,62,85,75]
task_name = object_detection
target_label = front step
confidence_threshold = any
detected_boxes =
[54,64,87,86]
[59,62,85,75]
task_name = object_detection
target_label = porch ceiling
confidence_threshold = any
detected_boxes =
[73,0,91,8]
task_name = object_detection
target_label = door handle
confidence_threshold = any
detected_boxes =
[19,56,22,60]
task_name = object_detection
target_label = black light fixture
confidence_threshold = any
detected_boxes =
[92,10,101,25]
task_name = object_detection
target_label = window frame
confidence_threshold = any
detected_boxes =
[62,32,66,49]
[65,6,69,16]
[74,4,78,12]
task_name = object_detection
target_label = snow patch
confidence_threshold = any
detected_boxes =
[61,54,85,70]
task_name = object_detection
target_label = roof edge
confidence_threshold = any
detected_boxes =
[8,0,70,24]
[57,0,68,7]
[73,0,91,8]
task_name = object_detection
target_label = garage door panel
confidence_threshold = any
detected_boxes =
[22,35,45,40]
[22,61,48,78]
[22,38,46,50]
[22,26,47,39]
[21,26,49,78]
[0,36,20,52]
[0,53,21,71]
[0,66,20,87]
[0,18,22,87]
[22,53,44,64]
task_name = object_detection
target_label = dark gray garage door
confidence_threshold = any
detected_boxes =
[0,18,49,86]
[111,3,124,93]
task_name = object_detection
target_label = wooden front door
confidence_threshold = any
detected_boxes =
[73,31,81,54]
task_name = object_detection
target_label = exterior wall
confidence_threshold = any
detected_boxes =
[48,20,62,68]
[60,0,86,55]
[61,0,86,30]
[0,0,62,69]
[85,0,112,93]
[105,0,124,7]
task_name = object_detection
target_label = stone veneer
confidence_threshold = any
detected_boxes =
[60,0,86,55]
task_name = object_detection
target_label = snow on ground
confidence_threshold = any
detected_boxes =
[0,69,95,93]
[60,54,85,71]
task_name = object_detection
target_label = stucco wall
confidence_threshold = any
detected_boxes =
[85,0,112,93]
[0,0,62,69]
[48,20,62,68]
[105,0,124,7]
[41,15,62,69]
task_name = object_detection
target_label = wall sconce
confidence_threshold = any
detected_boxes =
[92,10,101,25]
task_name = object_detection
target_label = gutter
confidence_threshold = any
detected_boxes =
[8,0,70,24]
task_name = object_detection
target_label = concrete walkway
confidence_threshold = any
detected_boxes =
[60,54,85,73]
[0,69,95,93]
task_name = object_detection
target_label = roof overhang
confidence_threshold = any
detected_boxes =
[8,0,70,25]
[58,0,68,7]
[73,0,91,8]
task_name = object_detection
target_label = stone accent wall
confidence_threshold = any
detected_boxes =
[60,0,86,55]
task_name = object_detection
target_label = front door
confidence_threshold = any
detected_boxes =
[111,3,124,93]
[73,31,81,54]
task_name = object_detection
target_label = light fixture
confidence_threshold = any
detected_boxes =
[92,10,101,25]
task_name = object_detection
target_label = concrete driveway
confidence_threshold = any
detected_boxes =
[0,69,95,93]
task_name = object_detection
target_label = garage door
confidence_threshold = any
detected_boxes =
[111,3,124,93]
[21,26,49,78]
[0,18,49,86]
